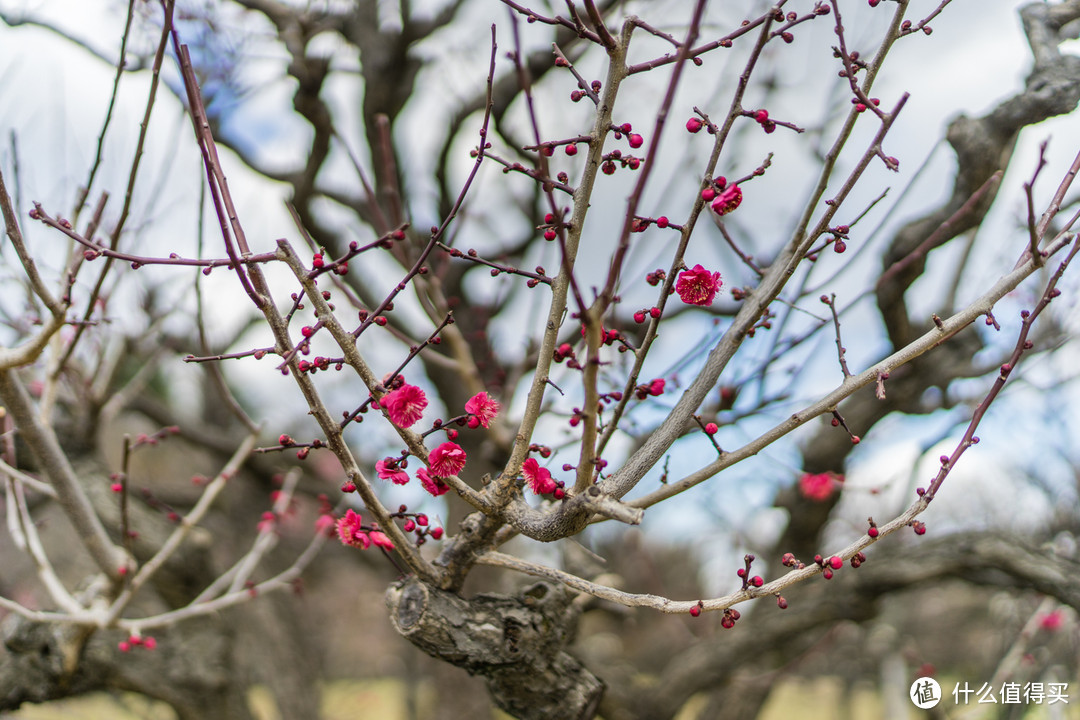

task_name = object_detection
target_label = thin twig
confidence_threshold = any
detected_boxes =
[823,294,851,378]
[5,479,83,613]
[104,432,260,623]
[60,0,177,375]
[73,0,138,224]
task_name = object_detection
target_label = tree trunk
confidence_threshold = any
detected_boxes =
[386,577,603,720]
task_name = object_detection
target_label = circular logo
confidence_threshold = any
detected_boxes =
[910,678,942,709]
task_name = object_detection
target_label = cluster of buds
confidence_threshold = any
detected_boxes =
[553,343,577,365]
[736,554,764,590]
[276,436,325,461]
[601,148,642,175]
[565,76,602,100]
[296,356,342,374]
[310,249,350,276]
[392,505,444,546]
[633,306,662,324]
[645,268,667,286]
[899,19,934,35]
[528,443,553,458]
[751,108,776,134]
[689,602,746,623]
[610,122,643,149]
[554,325,627,367]
[744,306,774,338]
[828,224,850,254]
[133,426,180,448]
[833,47,869,77]
[579,323,623,346]
[815,554,844,580]
[851,96,881,114]
[117,634,157,653]
[355,308,389,327]
[630,215,671,233]
[540,211,565,241]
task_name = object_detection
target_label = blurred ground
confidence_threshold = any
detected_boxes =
[5,676,1079,720]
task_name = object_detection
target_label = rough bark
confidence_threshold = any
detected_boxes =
[387,577,604,720]
[0,611,252,720]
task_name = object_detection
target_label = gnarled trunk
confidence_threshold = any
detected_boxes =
[387,577,603,720]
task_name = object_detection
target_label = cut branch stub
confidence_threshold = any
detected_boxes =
[386,577,603,720]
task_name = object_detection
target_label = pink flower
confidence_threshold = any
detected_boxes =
[336,509,371,548]
[710,184,742,216]
[798,472,840,502]
[465,392,501,429]
[676,265,722,306]
[418,467,449,497]
[369,530,395,551]
[382,384,428,428]
[428,442,466,477]
[376,458,410,485]
[523,458,557,495]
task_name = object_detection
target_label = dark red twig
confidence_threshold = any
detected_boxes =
[352,27,501,341]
